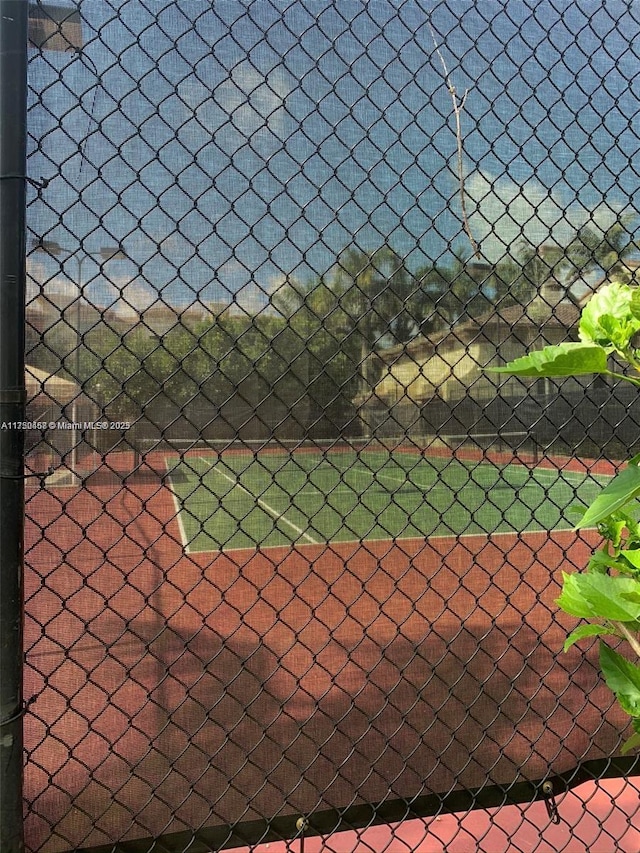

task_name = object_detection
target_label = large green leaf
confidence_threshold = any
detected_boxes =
[563,623,615,652]
[577,464,640,529]
[622,716,640,753]
[621,549,640,572]
[630,288,640,322]
[621,731,640,754]
[488,343,609,377]
[579,282,640,350]
[557,572,640,622]
[600,643,640,716]
[587,549,621,574]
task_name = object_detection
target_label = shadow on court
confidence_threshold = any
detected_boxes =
[22,496,627,853]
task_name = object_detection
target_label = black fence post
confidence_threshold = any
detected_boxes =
[0,1,28,851]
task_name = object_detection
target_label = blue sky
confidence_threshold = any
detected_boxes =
[26,0,640,311]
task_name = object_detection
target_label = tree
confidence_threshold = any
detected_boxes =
[287,270,363,435]
[494,240,559,308]
[411,248,483,333]
[328,246,418,348]
[271,246,420,435]
[566,213,640,284]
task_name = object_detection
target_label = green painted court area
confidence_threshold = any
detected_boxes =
[165,448,610,554]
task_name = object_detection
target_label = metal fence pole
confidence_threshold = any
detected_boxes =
[0,1,28,851]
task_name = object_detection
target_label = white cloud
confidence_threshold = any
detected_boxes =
[461,171,633,262]
[464,173,576,260]
[95,275,157,315]
[232,281,269,314]
[214,61,291,137]
[118,278,157,311]
[26,267,80,306]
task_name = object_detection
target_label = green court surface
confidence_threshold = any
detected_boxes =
[165,448,610,554]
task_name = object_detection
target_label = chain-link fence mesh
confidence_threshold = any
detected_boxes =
[21,1,640,851]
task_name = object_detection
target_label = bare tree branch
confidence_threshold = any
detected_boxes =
[429,24,480,258]
[613,621,640,661]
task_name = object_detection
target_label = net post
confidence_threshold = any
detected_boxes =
[529,431,540,465]
[0,2,28,851]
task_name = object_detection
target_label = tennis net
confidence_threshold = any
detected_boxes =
[129,430,540,471]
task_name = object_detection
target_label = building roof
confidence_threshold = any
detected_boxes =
[375,285,581,366]
[458,297,580,336]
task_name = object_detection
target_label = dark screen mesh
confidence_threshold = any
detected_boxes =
[23,1,640,851]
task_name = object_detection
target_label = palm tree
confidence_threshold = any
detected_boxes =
[499,240,558,306]
[411,248,486,333]
[329,246,418,348]
[566,213,640,284]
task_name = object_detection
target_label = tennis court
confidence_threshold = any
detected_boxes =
[162,444,610,554]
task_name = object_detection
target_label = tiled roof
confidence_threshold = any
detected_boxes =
[464,298,581,331]
[377,296,580,364]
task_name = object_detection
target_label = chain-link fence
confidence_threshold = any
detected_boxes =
[15,0,640,851]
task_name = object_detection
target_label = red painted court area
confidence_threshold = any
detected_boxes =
[21,453,640,852]
[238,776,640,853]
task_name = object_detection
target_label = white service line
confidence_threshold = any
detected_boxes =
[339,461,432,489]
[212,524,583,556]
[211,464,319,545]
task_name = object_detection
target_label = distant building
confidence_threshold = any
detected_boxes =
[361,279,594,445]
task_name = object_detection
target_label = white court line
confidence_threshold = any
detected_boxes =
[165,471,192,555]
[338,459,609,490]
[203,524,589,557]
[336,461,432,490]
[210,463,319,546]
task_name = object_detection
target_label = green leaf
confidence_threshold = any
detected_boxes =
[630,288,640,321]
[599,518,628,548]
[623,550,640,571]
[621,731,640,754]
[567,503,588,519]
[576,464,640,529]
[600,643,640,717]
[556,572,640,622]
[563,624,614,652]
[579,282,640,349]
[587,550,618,574]
[622,715,640,753]
[488,343,609,377]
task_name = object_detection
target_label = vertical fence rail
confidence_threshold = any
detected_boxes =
[0,1,28,851]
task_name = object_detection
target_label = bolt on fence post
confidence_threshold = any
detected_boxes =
[0,1,28,851]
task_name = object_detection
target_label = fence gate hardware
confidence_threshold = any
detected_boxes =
[540,781,561,825]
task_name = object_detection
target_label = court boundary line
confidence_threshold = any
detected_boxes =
[341,458,610,491]
[165,470,192,555]
[191,522,597,557]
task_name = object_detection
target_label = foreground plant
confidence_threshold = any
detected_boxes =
[491,281,640,752]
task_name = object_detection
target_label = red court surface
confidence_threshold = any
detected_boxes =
[236,776,640,852]
[21,450,640,852]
